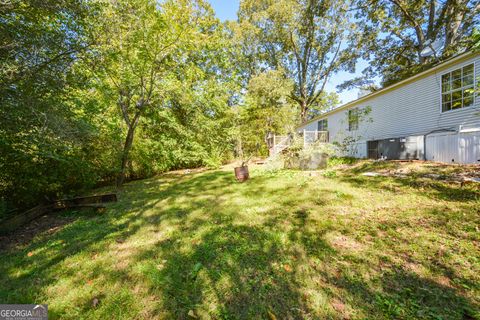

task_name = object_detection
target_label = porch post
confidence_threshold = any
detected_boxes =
[273,135,276,154]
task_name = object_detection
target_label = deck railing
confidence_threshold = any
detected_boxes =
[303,130,329,145]
[270,130,329,156]
[272,135,291,155]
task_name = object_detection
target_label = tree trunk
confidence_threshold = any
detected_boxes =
[116,113,141,187]
[300,100,308,123]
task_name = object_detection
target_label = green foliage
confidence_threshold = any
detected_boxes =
[0,0,102,212]
[334,136,362,156]
[236,69,297,157]
[0,0,239,214]
[3,0,476,223]
[236,0,355,122]
[322,170,337,178]
[308,91,341,120]
[327,156,358,167]
[353,0,479,86]
[334,106,373,156]
[277,134,336,170]
[472,27,480,51]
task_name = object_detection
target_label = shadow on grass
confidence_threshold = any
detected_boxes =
[336,160,480,202]
[0,208,145,303]
[338,174,479,202]
[325,266,478,319]
[131,203,479,319]
[0,170,272,307]
[0,169,478,319]
[138,223,316,318]
[348,161,401,174]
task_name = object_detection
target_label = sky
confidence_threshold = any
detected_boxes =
[206,0,376,105]
[208,0,238,21]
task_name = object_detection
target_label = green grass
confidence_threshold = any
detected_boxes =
[1,161,479,319]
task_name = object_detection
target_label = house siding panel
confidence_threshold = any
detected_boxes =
[298,53,480,162]
[426,132,480,163]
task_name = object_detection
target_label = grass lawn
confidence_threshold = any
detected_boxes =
[0,161,479,319]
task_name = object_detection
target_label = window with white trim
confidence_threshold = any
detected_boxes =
[348,109,359,131]
[317,119,328,131]
[441,64,474,112]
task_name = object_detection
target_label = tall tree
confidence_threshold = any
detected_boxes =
[91,0,211,186]
[0,0,240,215]
[152,9,240,169]
[355,0,480,86]
[0,0,96,211]
[237,0,359,122]
[239,69,297,155]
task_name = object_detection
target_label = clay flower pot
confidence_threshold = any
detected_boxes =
[234,166,249,182]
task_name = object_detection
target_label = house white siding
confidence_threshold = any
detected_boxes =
[298,52,480,163]
[426,131,480,163]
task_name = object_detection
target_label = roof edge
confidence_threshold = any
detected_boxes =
[298,50,479,128]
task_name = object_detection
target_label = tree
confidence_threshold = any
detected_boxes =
[470,27,480,51]
[354,0,480,86]
[0,0,97,213]
[149,11,240,169]
[91,0,210,186]
[0,0,239,216]
[237,0,359,122]
[238,69,297,155]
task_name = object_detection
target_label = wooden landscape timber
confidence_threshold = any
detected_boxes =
[0,205,52,235]
[0,194,117,235]
[52,193,117,209]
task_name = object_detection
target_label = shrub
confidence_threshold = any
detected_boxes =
[280,135,337,170]
[327,156,358,167]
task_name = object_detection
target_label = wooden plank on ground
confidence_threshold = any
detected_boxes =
[0,205,52,235]
[1,193,117,235]
[52,194,117,209]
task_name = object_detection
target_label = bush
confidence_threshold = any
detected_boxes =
[322,170,337,178]
[327,156,358,167]
[280,136,337,170]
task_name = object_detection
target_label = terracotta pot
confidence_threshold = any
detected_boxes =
[234,166,249,182]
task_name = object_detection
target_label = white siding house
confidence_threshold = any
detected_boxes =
[297,51,480,164]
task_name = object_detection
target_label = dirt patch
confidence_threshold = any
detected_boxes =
[404,262,424,274]
[435,275,453,288]
[331,298,350,319]
[325,232,365,252]
[0,213,75,251]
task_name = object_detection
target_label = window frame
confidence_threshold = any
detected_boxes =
[440,61,476,113]
[348,108,359,131]
[317,119,328,131]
